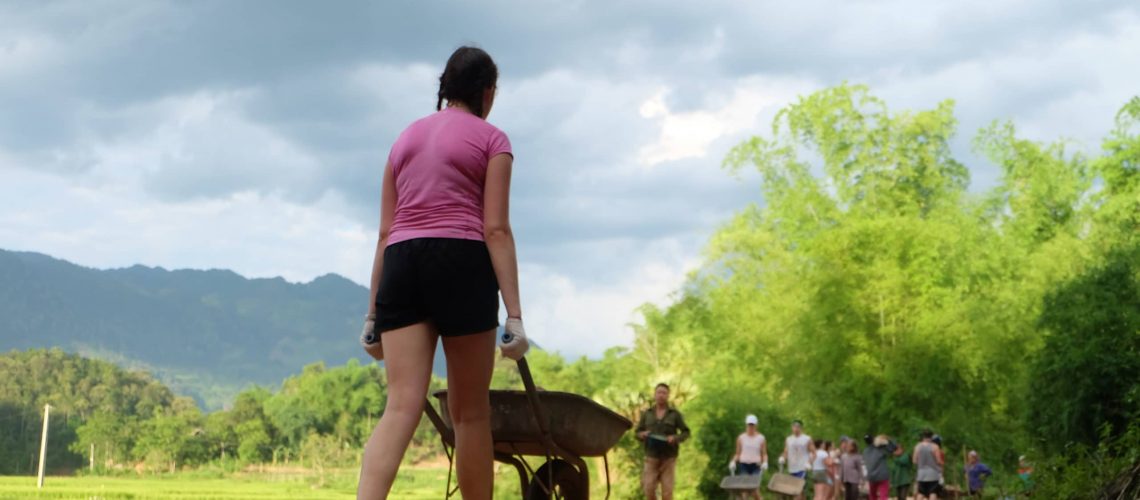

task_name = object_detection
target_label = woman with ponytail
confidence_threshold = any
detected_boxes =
[357,46,525,500]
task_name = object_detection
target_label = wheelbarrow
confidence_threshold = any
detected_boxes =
[423,357,633,499]
[764,466,807,499]
[721,473,763,499]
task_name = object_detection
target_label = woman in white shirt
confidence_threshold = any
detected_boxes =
[812,440,835,500]
[731,414,769,499]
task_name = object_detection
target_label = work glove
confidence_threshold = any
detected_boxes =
[729,460,737,474]
[500,317,530,360]
[761,462,769,471]
[778,456,786,466]
[360,312,383,361]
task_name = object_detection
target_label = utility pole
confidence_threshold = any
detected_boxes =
[89,443,94,472]
[37,404,51,488]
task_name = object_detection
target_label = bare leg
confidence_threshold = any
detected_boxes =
[442,330,497,500]
[357,323,437,499]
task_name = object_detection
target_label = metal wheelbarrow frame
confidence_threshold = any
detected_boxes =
[423,357,633,499]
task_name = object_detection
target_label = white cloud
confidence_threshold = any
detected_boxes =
[637,77,813,166]
[520,237,700,355]
[0,34,64,77]
[0,166,372,284]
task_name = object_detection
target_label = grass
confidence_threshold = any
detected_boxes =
[0,456,626,499]
[0,467,451,500]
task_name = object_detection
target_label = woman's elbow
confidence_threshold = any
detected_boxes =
[484,223,512,241]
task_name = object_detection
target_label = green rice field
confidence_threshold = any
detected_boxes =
[0,467,450,500]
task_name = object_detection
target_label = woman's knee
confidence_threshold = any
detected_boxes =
[383,390,427,419]
[447,395,491,425]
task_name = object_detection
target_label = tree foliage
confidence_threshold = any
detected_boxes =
[602,84,1140,496]
[3,85,1138,498]
[1028,251,1140,451]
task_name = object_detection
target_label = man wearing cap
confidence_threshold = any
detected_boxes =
[731,414,769,499]
[780,420,816,500]
[636,383,691,500]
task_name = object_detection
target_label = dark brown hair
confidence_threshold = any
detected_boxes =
[436,46,498,118]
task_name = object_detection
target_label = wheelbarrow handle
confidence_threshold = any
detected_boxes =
[517,357,552,437]
[423,398,453,444]
[517,356,563,500]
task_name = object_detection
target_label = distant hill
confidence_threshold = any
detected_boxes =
[0,249,444,409]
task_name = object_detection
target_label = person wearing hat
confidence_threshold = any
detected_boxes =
[965,451,993,496]
[730,414,769,499]
[780,420,816,500]
[862,434,898,500]
[931,435,947,496]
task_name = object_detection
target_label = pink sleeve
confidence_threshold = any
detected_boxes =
[387,134,406,172]
[487,128,512,160]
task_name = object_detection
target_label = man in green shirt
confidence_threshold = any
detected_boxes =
[889,440,914,500]
[636,383,691,500]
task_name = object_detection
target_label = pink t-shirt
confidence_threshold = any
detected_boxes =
[386,107,512,245]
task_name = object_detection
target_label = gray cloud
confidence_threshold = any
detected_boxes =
[2,1,1139,354]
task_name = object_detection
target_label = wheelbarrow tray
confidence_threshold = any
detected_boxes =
[433,389,632,457]
[767,472,806,496]
[721,474,762,491]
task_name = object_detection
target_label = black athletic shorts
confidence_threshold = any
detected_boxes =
[376,238,500,336]
[917,481,940,496]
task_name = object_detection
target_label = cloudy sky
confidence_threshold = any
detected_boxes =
[2,0,1137,357]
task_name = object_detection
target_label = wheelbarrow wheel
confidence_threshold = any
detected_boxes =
[524,459,586,500]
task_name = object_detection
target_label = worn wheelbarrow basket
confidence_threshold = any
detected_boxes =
[423,357,632,499]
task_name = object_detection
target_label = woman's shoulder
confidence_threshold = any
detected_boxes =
[444,109,508,135]
[392,112,440,145]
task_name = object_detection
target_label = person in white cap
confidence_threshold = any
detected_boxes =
[781,420,816,500]
[731,414,769,499]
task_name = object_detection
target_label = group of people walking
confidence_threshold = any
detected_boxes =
[726,420,992,500]
[634,384,1001,500]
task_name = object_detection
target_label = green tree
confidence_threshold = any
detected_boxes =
[133,397,207,472]
[236,419,273,464]
[623,84,1111,490]
[264,360,384,454]
[71,411,136,467]
[1027,251,1140,451]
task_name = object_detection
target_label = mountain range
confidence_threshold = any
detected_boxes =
[0,248,445,409]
